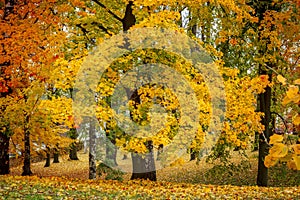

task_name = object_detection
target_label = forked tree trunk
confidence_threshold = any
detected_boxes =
[89,120,96,179]
[0,133,10,175]
[131,141,156,181]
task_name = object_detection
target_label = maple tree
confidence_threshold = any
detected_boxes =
[0,0,73,175]
[1,0,298,189]
[67,0,271,182]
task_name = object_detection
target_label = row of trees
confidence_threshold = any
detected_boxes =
[0,0,299,186]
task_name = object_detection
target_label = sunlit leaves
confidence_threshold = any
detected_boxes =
[269,134,284,144]
[265,134,300,170]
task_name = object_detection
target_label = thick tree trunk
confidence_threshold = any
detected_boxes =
[131,141,156,181]
[44,146,51,167]
[257,72,272,186]
[0,133,10,175]
[22,124,32,176]
[69,142,79,160]
[53,146,59,163]
[89,120,96,179]
[105,141,118,166]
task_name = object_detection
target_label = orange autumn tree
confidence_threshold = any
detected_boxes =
[0,0,71,175]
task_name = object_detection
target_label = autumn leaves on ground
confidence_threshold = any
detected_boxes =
[1,0,300,199]
[1,150,299,199]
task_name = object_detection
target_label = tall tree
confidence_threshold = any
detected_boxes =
[0,0,69,175]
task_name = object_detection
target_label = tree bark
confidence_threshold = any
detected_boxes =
[69,128,79,160]
[53,145,59,163]
[0,133,10,175]
[156,144,163,160]
[257,73,272,186]
[69,143,79,160]
[89,119,97,179]
[105,141,118,166]
[131,141,156,181]
[22,122,32,176]
[44,146,51,167]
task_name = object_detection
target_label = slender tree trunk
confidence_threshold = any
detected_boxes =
[44,146,50,167]
[257,72,272,186]
[156,144,163,160]
[69,128,79,160]
[89,119,96,179]
[84,139,88,154]
[131,141,156,181]
[22,122,32,176]
[0,133,10,175]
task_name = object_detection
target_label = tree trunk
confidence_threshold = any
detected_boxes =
[69,128,79,160]
[257,72,272,186]
[22,123,32,176]
[131,141,156,181]
[156,144,163,160]
[0,133,10,175]
[84,139,88,154]
[69,142,79,160]
[105,141,118,166]
[89,119,96,179]
[44,146,50,167]
[53,145,59,163]
[190,149,197,161]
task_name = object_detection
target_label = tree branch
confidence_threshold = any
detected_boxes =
[76,24,93,43]
[91,0,123,22]
[91,22,113,36]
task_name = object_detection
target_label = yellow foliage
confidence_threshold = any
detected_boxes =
[277,75,286,85]
[264,155,279,168]
[269,143,288,158]
[269,134,283,144]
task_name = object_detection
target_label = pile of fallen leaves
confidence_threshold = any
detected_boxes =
[0,175,299,199]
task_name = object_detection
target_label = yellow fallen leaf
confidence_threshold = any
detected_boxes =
[277,75,286,85]
[269,134,283,144]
